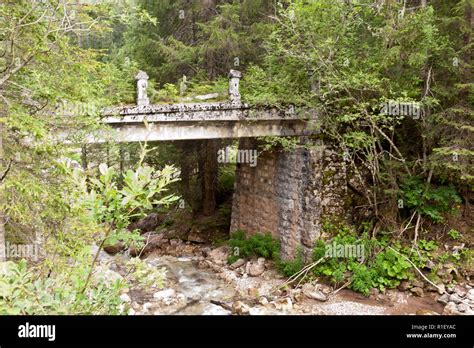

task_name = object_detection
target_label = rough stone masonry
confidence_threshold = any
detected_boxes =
[230,138,348,262]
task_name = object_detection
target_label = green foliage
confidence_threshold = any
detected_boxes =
[310,225,417,295]
[0,259,125,315]
[218,164,236,194]
[153,83,180,103]
[277,248,304,277]
[227,230,280,264]
[447,229,461,240]
[259,136,300,152]
[399,177,462,223]
[227,231,305,277]
[80,162,180,248]
[126,257,166,289]
[418,239,439,252]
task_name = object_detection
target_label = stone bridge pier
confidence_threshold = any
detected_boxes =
[230,138,348,261]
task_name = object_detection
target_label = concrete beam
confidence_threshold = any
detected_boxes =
[81,119,314,143]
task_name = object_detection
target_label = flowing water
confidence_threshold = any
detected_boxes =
[146,255,238,315]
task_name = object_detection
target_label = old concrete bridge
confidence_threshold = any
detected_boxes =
[81,70,347,261]
[91,70,314,143]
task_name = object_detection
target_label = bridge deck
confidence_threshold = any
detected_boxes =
[87,102,317,142]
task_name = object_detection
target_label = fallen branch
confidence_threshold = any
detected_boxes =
[329,279,352,298]
[398,211,417,238]
[273,256,327,293]
[210,300,233,312]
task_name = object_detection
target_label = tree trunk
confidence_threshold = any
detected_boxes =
[202,139,218,216]
[179,140,192,209]
[0,104,6,262]
[81,144,88,171]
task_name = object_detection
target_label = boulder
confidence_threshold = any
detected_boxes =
[103,241,126,255]
[128,213,164,234]
[248,258,265,277]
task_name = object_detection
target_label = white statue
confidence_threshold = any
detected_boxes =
[135,70,149,106]
[229,69,242,103]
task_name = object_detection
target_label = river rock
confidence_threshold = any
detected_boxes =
[103,241,126,255]
[128,213,164,234]
[302,283,328,302]
[153,288,176,301]
[169,239,181,247]
[229,258,245,270]
[425,260,436,269]
[233,301,250,315]
[453,285,468,297]
[449,293,462,304]
[314,283,332,295]
[426,283,446,295]
[248,287,259,297]
[202,303,232,315]
[443,302,459,315]
[467,289,474,301]
[398,280,411,291]
[208,246,229,265]
[142,302,153,311]
[410,287,424,297]
[369,288,380,298]
[437,294,450,305]
[248,258,265,277]
[457,303,469,313]
[411,279,424,289]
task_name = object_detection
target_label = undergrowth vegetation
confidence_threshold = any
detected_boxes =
[228,223,473,296]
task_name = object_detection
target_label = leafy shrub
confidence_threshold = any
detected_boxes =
[218,164,236,194]
[277,248,304,277]
[0,260,125,315]
[399,176,462,223]
[81,163,180,250]
[227,231,305,277]
[447,229,461,240]
[310,225,416,295]
[227,230,280,264]
[126,258,167,288]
